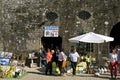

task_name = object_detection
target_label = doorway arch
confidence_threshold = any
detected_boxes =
[41,36,62,50]
[110,22,120,48]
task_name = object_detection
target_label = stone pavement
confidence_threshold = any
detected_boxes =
[21,67,120,80]
[0,67,120,80]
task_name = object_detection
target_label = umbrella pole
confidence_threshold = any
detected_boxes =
[98,43,100,67]
[90,43,91,66]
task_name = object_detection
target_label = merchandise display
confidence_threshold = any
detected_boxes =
[0,66,27,78]
[0,52,27,79]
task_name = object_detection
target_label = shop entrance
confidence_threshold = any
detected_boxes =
[110,22,120,48]
[41,36,62,50]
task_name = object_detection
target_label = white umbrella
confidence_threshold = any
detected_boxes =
[69,32,114,65]
[69,32,114,43]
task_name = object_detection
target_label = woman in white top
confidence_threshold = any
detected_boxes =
[109,48,118,79]
[69,48,79,75]
[58,48,66,75]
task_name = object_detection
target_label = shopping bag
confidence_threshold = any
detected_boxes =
[56,67,60,74]
[62,61,66,68]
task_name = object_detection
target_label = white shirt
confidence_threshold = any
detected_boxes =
[58,51,64,61]
[69,52,79,62]
[109,53,118,62]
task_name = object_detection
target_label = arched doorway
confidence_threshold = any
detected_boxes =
[41,36,62,50]
[110,22,120,48]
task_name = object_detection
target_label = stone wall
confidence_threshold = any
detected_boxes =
[0,0,120,55]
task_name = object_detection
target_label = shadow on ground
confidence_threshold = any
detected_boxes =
[27,67,60,77]
[27,67,120,80]
[77,73,119,80]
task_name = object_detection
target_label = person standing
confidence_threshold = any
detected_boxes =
[86,55,90,74]
[117,46,120,74]
[58,48,66,76]
[45,48,53,75]
[109,48,118,79]
[69,48,80,75]
[51,50,58,65]
[41,48,47,67]
[54,46,60,65]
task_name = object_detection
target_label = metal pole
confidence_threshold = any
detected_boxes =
[98,43,99,66]
[90,43,91,65]
[39,38,42,68]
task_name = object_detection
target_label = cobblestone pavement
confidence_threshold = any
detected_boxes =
[1,67,120,80]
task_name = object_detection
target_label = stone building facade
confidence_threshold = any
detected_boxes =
[0,0,120,57]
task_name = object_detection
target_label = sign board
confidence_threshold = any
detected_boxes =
[44,26,59,37]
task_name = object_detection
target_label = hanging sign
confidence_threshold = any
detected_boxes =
[44,26,59,37]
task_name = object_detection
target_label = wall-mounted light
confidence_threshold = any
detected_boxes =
[104,21,109,35]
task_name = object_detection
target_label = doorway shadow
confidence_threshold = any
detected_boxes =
[41,36,62,50]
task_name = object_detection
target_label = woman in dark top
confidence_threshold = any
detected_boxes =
[51,50,58,65]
